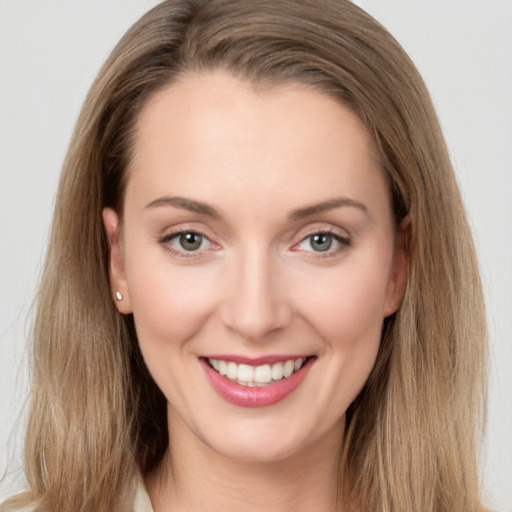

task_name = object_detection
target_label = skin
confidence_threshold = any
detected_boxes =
[103,71,408,511]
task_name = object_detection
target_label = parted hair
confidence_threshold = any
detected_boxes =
[1,1,488,511]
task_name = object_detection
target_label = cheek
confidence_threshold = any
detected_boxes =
[289,256,391,420]
[124,252,220,351]
[294,258,391,344]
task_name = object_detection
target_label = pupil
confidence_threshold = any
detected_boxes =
[311,234,332,252]
[180,233,202,251]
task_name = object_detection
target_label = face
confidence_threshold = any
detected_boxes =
[104,72,407,463]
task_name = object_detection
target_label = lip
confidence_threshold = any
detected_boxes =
[202,354,310,366]
[200,356,315,408]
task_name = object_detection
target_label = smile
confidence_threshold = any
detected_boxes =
[207,357,307,387]
[201,355,315,407]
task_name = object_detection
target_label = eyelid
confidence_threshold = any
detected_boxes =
[157,225,220,258]
[294,223,351,242]
[291,224,352,256]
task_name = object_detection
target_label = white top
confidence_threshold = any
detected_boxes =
[5,478,154,512]
[133,479,154,512]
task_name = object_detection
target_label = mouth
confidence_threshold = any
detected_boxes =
[206,357,308,387]
[201,355,315,407]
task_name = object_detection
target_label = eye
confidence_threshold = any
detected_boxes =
[175,232,206,251]
[307,233,335,252]
[294,230,351,255]
[159,230,215,256]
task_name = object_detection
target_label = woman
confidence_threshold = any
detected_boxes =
[0,1,488,511]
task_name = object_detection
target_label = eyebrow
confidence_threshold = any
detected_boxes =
[289,197,369,221]
[145,195,368,220]
[145,196,220,218]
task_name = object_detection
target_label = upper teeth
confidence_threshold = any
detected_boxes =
[208,358,306,387]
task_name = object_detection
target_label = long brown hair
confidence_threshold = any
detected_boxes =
[1,1,488,511]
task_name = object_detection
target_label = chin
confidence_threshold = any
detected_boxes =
[195,413,343,465]
[211,436,305,464]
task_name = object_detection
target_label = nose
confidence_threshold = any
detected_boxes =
[219,248,292,341]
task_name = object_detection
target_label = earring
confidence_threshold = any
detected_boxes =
[116,291,123,301]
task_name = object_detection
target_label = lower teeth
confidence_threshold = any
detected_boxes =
[234,380,271,387]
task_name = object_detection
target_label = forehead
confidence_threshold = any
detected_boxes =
[126,71,388,216]
[133,71,378,160]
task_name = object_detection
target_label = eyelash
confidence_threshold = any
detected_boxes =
[292,228,352,257]
[158,229,217,259]
[157,227,351,259]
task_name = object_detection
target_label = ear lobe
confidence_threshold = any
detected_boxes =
[102,207,132,314]
[384,215,411,317]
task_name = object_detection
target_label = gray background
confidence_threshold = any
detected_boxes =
[1,1,511,510]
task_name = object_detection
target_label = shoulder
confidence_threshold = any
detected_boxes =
[0,475,152,512]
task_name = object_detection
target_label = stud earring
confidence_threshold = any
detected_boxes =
[116,291,123,301]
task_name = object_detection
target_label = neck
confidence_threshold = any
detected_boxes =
[146,411,347,512]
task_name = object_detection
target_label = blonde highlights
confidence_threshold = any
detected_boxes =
[2,1,487,511]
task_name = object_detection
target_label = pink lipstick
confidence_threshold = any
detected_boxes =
[200,355,315,408]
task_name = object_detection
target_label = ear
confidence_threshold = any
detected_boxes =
[383,215,411,317]
[102,207,132,314]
